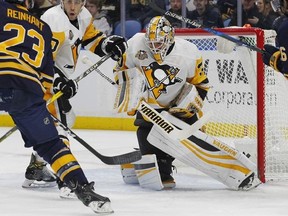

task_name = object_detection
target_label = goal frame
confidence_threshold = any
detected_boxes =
[174,27,267,182]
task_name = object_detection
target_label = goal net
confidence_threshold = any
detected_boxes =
[175,27,288,182]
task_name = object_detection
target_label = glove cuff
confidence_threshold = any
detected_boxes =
[269,50,281,72]
[101,37,109,55]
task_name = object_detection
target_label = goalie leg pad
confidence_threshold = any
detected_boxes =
[133,154,175,190]
[120,163,139,184]
[147,125,260,190]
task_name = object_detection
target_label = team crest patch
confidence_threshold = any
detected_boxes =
[43,117,50,125]
[135,50,148,60]
[142,62,182,99]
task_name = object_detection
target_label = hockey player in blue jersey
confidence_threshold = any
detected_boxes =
[262,0,288,76]
[0,0,113,214]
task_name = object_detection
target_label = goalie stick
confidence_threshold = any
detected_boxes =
[148,0,264,54]
[0,54,111,143]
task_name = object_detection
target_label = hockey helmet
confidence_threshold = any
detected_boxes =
[4,0,34,8]
[145,16,175,63]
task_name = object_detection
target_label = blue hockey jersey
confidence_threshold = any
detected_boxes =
[0,2,54,97]
[276,17,288,75]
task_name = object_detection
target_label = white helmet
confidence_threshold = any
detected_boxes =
[145,16,175,63]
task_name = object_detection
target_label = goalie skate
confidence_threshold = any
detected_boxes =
[238,173,261,191]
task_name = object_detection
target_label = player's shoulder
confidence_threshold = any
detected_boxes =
[41,4,62,17]
[127,33,146,48]
[78,7,94,27]
[41,5,69,30]
[128,33,145,44]
[79,7,93,20]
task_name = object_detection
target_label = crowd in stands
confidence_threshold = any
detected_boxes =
[29,0,284,39]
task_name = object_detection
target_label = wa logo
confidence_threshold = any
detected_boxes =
[204,59,250,84]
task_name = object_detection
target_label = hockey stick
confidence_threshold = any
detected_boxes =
[0,54,112,143]
[50,114,141,165]
[148,0,264,54]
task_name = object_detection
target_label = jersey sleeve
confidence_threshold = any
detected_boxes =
[277,20,288,76]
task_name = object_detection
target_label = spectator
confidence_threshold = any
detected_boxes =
[126,0,166,28]
[189,0,224,28]
[256,0,279,29]
[165,0,191,28]
[217,0,237,24]
[101,0,120,27]
[229,0,263,27]
[86,0,112,36]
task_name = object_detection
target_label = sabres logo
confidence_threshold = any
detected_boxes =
[142,62,182,99]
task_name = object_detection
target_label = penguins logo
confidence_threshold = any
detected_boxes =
[142,62,182,99]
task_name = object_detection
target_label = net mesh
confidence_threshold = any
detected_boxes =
[176,28,288,181]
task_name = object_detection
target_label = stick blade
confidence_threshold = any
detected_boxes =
[100,150,142,165]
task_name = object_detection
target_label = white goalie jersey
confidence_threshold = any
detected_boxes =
[41,5,105,78]
[114,33,209,109]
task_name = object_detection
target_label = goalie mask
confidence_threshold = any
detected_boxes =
[145,16,175,63]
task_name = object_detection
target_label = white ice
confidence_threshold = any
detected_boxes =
[0,127,287,216]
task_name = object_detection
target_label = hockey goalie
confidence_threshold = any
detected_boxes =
[113,16,261,191]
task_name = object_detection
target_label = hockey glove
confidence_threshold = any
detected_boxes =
[262,44,281,72]
[102,35,127,61]
[114,68,147,116]
[53,75,78,99]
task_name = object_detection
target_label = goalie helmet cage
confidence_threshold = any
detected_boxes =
[174,28,288,183]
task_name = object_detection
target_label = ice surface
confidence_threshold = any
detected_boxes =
[0,127,287,216]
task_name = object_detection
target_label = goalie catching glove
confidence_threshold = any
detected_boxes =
[53,73,78,99]
[114,68,147,116]
[169,83,203,119]
[102,35,127,61]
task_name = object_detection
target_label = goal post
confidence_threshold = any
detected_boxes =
[174,27,288,182]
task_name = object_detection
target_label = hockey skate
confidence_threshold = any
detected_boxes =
[57,178,76,199]
[22,153,57,188]
[158,157,176,189]
[71,181,114,214]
